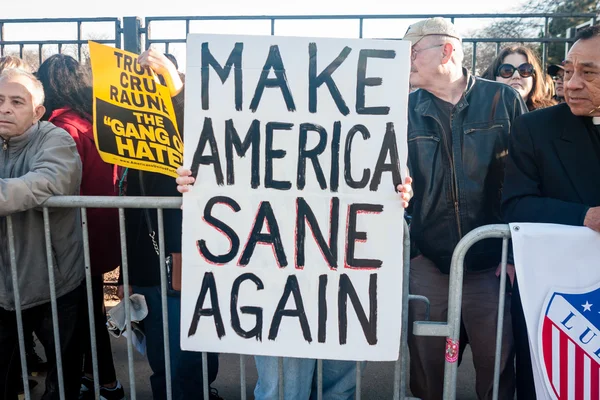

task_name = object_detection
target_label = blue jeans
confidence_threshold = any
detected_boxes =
[254,356,362,400]
[133,286,218,400]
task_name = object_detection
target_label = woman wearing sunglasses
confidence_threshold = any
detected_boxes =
[482,46,556,111]
[483,46,555,400]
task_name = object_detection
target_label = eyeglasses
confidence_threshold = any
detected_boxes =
[411,44,444,61]
[552,75,564,82]
[496,63,535,79]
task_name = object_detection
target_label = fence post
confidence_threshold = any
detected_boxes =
[0,22,4,57]
[123,16,142,54]
[565,27,575,61]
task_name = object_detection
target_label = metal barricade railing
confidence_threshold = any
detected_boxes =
[412,224,512,400]
[142,12,598,73]
[6,195,414,400]
[0,18,122,66]
[0,13,598,74]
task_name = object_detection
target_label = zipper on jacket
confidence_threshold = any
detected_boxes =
[449,113,463,239]
[0,138,10,308]
[464,124,504,134]
[408,135,441,143]
[0,137,8,305]
[1,138,8,173]
[436,114,463,239]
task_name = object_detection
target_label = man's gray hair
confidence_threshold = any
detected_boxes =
[0,67,45,107]
[436,35,465,65]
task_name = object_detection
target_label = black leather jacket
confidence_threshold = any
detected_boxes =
[408,73,527,273]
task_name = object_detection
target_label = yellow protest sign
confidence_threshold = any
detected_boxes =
[89,41,183,178]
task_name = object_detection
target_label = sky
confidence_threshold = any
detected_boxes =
[3,0,528,19]
[1,0,531,70]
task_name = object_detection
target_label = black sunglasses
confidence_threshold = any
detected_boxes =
[496,63,535,79]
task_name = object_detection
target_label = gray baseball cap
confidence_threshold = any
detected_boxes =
[403,17,462,46]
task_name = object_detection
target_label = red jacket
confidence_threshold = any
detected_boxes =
[48,107,121,276]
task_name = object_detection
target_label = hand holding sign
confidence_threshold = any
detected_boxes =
[176,167,195,193]
[138,48,183,97]
[396,175,413,208]
[584,206,600,232]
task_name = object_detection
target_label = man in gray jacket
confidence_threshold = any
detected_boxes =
[0,68,85,399]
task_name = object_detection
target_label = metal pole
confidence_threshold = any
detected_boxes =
[115,19,122,49]
[240,355,247,400]
[393,356,402,400]
[0,22,4,56]
[359,18,364,38]
[77,21,83,61]
[202,352,209,399]
[542,17,549,70]
[7,216,31,400]
[81,208,100,399]
[43,207,66,400]
[118,208,137,400]
[441,240,466,400]
[278,357,284,399]
[317,359,323,400]
[565,27,574,61]
[123,17,142,54]
[491,238,509,400]
[396,220,411,400]
[471,42,477,74]
[355,361,362,400]
[157,209,172,400]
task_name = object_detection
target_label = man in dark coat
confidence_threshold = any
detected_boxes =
[502,25,600,399]
[403,16,527,400]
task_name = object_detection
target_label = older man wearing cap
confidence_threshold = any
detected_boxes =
[547,63,565,103]
[403,17,527,399]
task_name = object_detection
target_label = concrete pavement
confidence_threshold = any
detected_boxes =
[27,336,479,399]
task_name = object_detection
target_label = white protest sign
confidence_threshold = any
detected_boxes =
[512,223,600,398]
[180,33,410,361]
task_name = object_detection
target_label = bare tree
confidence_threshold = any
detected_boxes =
[60,32,114,65]
[1,49,48,71]
[464,0,599,76]
[464,17,544,75]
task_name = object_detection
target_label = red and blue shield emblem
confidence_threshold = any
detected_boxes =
[540,286,600,399]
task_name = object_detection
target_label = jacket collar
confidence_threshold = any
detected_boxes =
[413,68,474,118]
[2,122,39,151]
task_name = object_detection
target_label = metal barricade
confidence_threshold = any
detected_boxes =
[5,195,413,400]
[412,224,512,400]
[142,13,598,73]
[0,18,121,66]
[1,13,597,73]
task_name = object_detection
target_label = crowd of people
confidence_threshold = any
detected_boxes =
[0,50,219,400]
[0,15,598,400]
